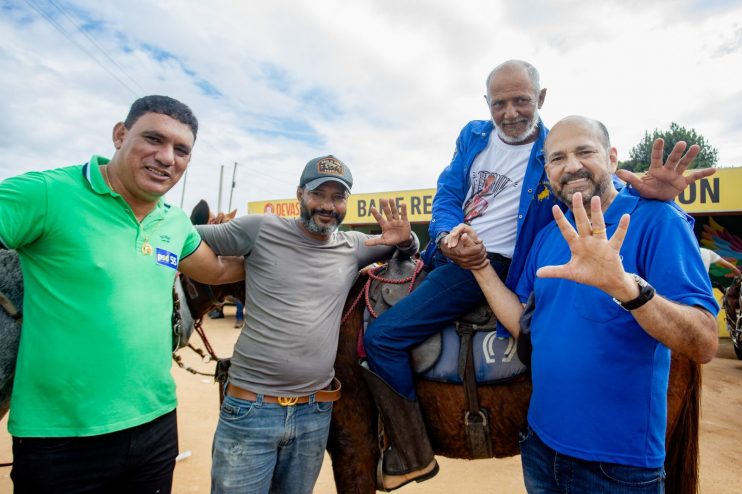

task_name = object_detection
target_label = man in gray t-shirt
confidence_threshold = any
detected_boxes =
[198,155,419,494]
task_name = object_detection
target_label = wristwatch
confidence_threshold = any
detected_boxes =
[435,231,449,249]
[612,274,655,311]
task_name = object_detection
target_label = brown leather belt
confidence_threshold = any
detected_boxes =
[226,378,342,406]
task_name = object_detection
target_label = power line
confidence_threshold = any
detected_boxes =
[47,0,147,94]
[23,0,140,97]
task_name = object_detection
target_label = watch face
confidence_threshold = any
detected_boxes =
[633,274,648,288]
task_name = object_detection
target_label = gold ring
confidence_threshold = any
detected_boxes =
[592,227,607,235]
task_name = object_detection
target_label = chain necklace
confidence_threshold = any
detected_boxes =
[101,165,154,256]
[101,164,116,194]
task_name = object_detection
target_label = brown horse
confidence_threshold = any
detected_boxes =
[183,260,701,494]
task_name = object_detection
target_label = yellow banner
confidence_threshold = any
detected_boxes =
[673,167,742,214]
[248,188,437,224]
[247,168,742,222]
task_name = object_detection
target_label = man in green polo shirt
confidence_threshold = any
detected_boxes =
[0,95,244,493]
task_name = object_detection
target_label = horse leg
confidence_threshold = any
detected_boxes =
[665,354,701,494]
[327,309,379,494]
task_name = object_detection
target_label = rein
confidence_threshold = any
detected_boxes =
[172,274,223,377]
[0,289,22,324]
[341,258,424,324]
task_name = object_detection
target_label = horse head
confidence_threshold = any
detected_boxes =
[180,200,244,322]
[0,249,23,420]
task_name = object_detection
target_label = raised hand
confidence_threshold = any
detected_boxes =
[442,223,489,270]
[615,138,715,202]
[537,193,636,300]
[364,199,413,247]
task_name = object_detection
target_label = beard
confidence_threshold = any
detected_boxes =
[496,111,540,144]
[299,201,345,236]
[555,169,612,207]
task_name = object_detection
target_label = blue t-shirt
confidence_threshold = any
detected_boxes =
[515,188,719,467]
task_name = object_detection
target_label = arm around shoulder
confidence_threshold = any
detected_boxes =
[178,242,245,285]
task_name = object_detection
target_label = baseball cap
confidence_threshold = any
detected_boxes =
[299,155,353,192]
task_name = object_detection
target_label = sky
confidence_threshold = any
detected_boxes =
[1,0,741,215]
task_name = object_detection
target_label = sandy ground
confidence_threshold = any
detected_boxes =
[1,306,741,493]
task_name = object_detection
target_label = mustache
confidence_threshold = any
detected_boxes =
[560,170,593,185]
[312,208,341,220]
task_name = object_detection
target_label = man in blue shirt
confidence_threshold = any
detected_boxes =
[452,115,719,493]
[361,60,714,491]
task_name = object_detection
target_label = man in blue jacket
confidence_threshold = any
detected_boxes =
[362,59,714,491]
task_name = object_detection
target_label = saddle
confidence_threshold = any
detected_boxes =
[359,254,527,459]
[361,257,526,385]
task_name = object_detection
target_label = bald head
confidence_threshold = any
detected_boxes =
[484,60,546,145]
[486,60,541,97]
[545,116,612,156]
[544,116,618,211]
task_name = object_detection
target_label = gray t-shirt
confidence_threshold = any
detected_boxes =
[197,214,418,396]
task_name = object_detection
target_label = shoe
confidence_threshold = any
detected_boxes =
[234,320,244,329]
[208,308,224,319]
[360,365,439,491]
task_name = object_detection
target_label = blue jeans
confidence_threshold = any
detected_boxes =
[364,254,510,399]
[235,301,244,322]
[519,426,665,493]
[11,409,178,494]
[211,393,333,494]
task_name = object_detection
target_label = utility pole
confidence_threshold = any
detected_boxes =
[228,162,238,212]
[217,164,225,213]
[179,169,188,208]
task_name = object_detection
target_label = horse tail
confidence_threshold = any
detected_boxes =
[664,359,701,494]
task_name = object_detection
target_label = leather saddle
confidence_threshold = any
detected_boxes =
[362,256,526,385]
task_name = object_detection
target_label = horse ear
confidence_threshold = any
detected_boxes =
[190,200,211,225]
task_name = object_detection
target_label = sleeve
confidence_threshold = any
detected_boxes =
[195,214,264,257]
[428,128,471,239]
[514,227,549,303]
[638,206,719,316]
[0,172,49,249]
[180,223,202,259]
[707,249,722,264]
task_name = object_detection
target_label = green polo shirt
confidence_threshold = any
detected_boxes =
[0,156,201,437]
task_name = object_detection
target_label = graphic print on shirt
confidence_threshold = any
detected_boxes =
[464,171,514,222]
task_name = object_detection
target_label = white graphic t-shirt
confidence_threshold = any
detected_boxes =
[463,131,533,257]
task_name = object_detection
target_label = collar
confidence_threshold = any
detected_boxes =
[82,155,169,217]
[84,155,113,195]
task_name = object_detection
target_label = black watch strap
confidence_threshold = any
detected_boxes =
[613,274,655,311]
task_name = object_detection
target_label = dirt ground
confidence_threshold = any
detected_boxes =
[1,306,741,493]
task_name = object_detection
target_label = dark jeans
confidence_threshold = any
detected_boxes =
[519,426,665,494]
[364,254,510,399]
[12,409,179,494]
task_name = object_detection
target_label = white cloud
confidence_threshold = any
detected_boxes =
[1,0,741,216]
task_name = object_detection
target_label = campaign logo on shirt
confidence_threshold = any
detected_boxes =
[156,248,179,269]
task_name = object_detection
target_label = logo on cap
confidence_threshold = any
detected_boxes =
[316,157,345,176]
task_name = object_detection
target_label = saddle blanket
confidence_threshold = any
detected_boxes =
[418,323,526,384]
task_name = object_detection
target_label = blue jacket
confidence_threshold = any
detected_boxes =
[425,119,562,292]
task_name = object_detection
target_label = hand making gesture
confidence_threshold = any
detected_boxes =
[365,198,413,247]
[615,138,715,202]
[537,192,636,300]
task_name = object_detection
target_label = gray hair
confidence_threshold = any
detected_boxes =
[485,60,541,97]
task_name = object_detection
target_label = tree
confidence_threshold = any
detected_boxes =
[618,122,719,172]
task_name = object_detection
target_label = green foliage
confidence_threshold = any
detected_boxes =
[618,122,719,172]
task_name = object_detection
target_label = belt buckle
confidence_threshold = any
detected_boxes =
[277,396,299,407]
